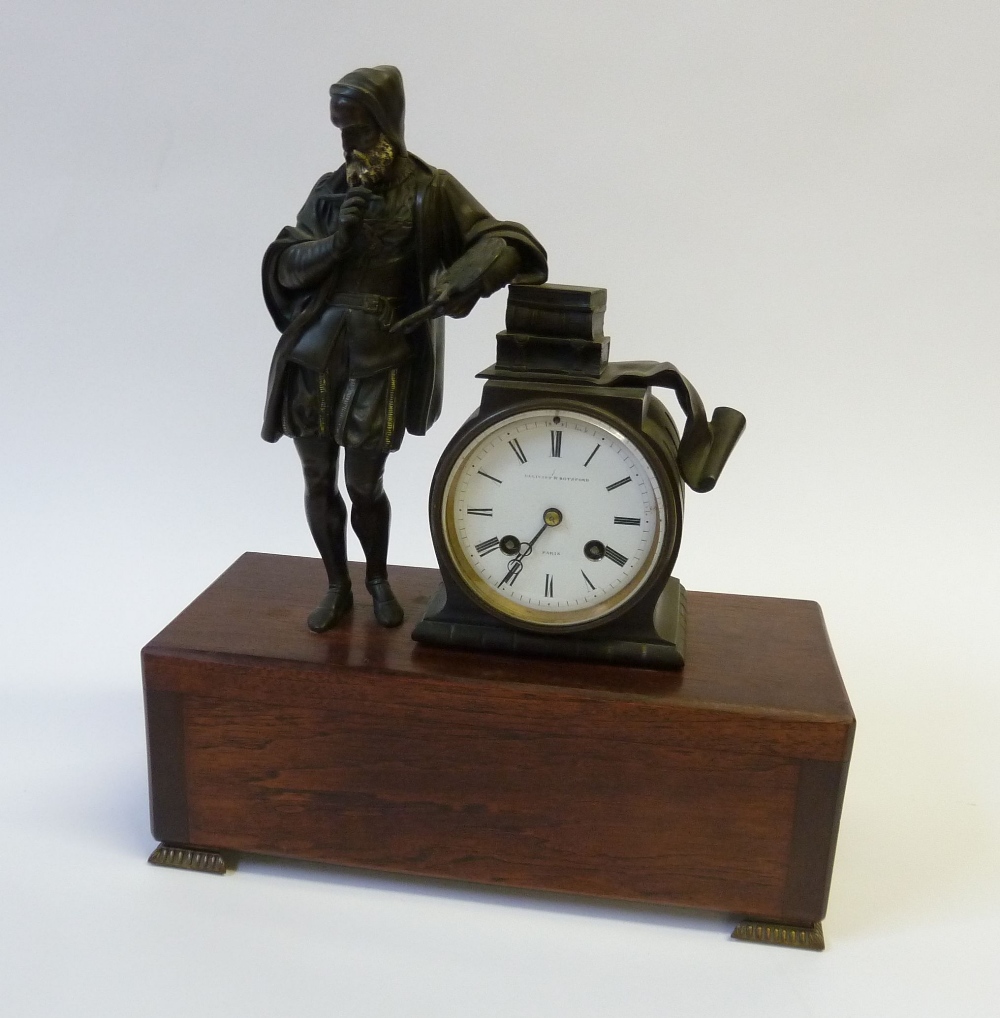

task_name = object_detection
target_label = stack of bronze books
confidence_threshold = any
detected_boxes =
[495,284,609,377]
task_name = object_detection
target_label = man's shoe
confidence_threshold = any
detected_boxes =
[366,577,404,628]
[307,583,354,633]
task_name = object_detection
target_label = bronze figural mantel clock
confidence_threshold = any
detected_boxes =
[413,284,746,668]
[142,72,852,953]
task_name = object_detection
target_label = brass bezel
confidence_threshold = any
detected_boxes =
[439,405,669,630]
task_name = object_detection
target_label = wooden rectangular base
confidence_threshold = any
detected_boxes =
[142,553,854,943]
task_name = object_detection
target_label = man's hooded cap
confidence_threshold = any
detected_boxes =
[330,65,407,158]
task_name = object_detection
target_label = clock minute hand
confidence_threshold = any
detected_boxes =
[499,520,550,587]
[498,559,523,587]
[520,521,550,558]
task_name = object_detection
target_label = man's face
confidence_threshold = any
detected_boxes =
[330,99,381,161]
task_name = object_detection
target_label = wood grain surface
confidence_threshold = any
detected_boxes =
[143,553,854,925]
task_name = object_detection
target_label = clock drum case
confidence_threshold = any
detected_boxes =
[412,285,746,668]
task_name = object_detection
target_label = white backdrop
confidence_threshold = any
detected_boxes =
[2,2,998,1015]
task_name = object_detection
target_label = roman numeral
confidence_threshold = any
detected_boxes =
[605,545,628,567]
[581,570,596,591]
[584,445,600,467]
[544,573,554,597]
[606,476,632,491]
[550,431,562,457]
[467,507,493,517]
[475,536,500,556]
[508,438,527,464]
[477,470,502,484]
[614,516,641,526]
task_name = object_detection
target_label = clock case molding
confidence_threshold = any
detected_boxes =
[412,284,746,669]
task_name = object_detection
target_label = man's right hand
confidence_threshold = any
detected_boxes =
[338,186,372,234]
[277,186,371,290]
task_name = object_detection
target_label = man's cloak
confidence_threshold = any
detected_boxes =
[261,158,547,443]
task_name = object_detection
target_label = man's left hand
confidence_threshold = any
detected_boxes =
[426,279,479,319]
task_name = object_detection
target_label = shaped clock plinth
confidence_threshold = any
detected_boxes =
[413,571,686,669]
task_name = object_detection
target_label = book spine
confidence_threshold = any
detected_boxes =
[495,333,610,377]
[504,306,606,340]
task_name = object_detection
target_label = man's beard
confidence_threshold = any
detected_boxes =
[346,135,395,187]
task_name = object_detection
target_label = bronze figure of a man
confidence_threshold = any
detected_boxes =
[262,65,547,632]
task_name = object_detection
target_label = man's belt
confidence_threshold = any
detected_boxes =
[331,292,397,316]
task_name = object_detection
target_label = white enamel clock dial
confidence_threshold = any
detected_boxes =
[440,408,668,627]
